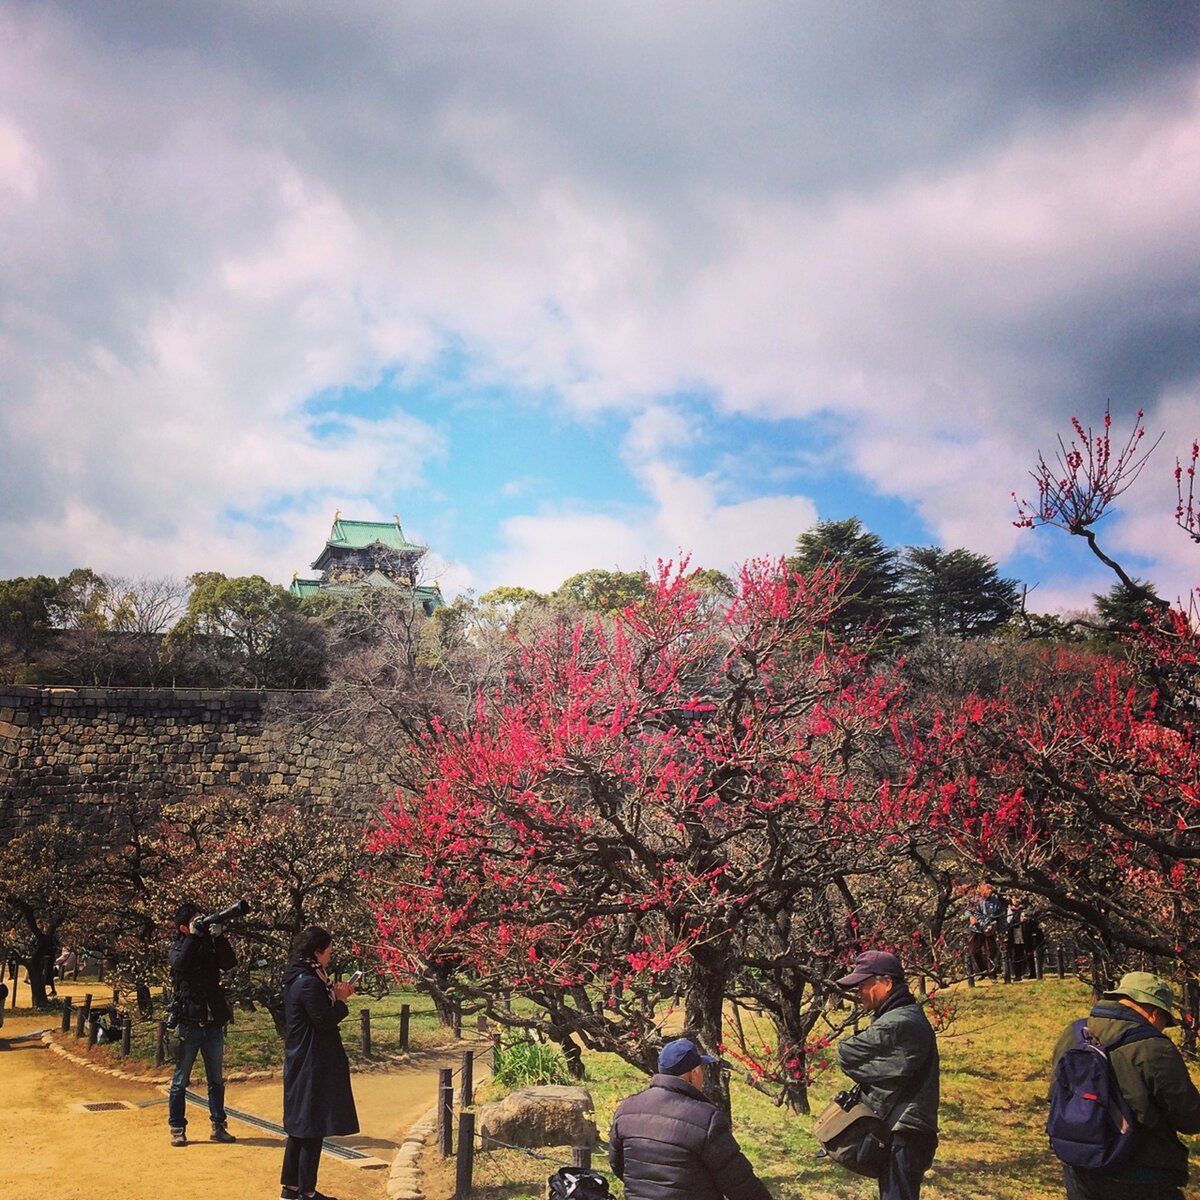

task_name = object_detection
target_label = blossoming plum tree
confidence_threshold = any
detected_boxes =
[923,409,1200,981]
[369,558,941,1111]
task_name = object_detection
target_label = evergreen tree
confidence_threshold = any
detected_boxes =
[901,546,1019,638]
[1093,578,1163,634]
[788,518,906,642]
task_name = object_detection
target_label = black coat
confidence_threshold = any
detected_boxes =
[609,1074,773,1200]
[169,932,235,1026]
[281,960,359,1138]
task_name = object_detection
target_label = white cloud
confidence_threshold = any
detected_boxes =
[0,3,1197,614]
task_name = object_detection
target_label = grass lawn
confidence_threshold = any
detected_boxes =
[440,977,1200,1200]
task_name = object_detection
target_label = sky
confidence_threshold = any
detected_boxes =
[1,2,1198,613]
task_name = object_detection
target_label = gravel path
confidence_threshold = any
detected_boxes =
[1,983,456,1200]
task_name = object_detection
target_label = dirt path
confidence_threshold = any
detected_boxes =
[1,982,459,1200]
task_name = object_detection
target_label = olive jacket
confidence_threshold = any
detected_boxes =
[1051,1003,1200,1183]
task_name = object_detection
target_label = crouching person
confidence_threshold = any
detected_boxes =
[836,951,940,1200]
[610,1038,774,1200]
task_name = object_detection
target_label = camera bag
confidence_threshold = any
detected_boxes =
[813,1087,889,1178]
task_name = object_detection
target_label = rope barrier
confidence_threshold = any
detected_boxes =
[470,1131,616,1177]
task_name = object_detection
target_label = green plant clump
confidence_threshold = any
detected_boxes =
[492,1039,573,1088]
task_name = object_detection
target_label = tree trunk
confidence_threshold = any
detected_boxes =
[770,979,821,1114]
[685,941,731,1117]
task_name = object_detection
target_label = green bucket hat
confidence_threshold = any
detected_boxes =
[1102,971,1178,1026]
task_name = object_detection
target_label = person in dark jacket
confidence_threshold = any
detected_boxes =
[609,1037,773,1200]
[836,950,939,1200]
[1051,971,1200,1200]
[167,900,238,1147]
[964,883,1007,979]
[1004,900,1044,980]
[280,926,359,1200]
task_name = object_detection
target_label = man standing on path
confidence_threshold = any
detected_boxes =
[166,901,238,1147]
[1051,971,1200,1200]
[609,1037,774,1200]
[836,950,940,1200]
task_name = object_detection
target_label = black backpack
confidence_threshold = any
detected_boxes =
[547,1167,611,1200]
[1047,1018,1162,1171]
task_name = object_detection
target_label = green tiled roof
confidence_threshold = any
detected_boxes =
[326,517,425,553]
[289,577,323,597]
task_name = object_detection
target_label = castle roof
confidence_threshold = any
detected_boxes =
[311,516,426,571]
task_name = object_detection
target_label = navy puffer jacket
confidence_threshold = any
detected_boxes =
[609,1074,773,1200]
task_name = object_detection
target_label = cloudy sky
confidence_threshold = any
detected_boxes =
[2,2,1198,611]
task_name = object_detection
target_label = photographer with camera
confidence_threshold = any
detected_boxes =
[166,899,245,1148]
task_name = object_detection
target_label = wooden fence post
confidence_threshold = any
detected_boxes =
[76,993,93,1038]
[965,953,976,988]
[87,1012,100,1048]
[121,1013,132,1057]
[156,1020,168,1067]
[61,997,72,1033]
[454,1111,475,1200]
[399,1004,411,1051]
[573,1146,592,1170]
[453,1003,462,1039]
[1002,948,1013,985]
[461,1050,474,1108]
[438,1068,454,1157]
[1055,945,1065,979]
[360,1009,372,1058]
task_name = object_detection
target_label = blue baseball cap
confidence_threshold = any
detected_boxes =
[658,1038,717,1076]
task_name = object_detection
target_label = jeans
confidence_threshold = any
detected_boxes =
[282,1135,324,1193]
[167,1022,226,1129]
[878,1131,937,1200]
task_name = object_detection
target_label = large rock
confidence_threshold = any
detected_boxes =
[478,1085,598,1150]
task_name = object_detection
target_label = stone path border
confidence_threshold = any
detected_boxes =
[387,1106,436,1200]
[42,1031,273,1086]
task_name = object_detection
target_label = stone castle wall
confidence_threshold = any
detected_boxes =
[0,686,393,839]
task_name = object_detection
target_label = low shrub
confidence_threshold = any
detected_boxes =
[492,1039,573,1088]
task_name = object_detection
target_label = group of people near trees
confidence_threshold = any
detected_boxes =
[610,949,1200,1200]
[963,883,1045,982]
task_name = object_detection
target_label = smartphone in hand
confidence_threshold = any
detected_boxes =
[347,970,364,987]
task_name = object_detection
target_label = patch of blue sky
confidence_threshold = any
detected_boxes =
[1007,524,1171,609]
[683,405,938,552]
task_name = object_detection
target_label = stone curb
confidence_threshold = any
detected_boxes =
[42,1031,277,1085]
[386,1106,438,1200]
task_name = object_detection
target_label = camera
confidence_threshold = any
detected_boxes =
[194,898,251,932]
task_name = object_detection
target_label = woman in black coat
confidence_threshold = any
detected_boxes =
[280,926,359,1200]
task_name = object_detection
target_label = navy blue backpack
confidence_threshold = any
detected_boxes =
[1047,1018,1162,1170]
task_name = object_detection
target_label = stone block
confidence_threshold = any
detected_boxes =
[478,1085,598,1150]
